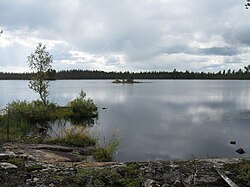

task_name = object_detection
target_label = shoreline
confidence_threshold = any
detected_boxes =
[0,142,249,186]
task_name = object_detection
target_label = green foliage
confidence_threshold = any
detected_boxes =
[0,91,99,142]
[67,90,98,125]
[76,168,120,187]
[112,79,139,84]
[26,164,46,172]
[93,128,120,162]
[0,157,26,167]
[94,138,120,162]
[48,126,96,147]
[75,166,143,187]
[238,163,250,186]
[224,161,250,186]
[0,100,57,141]
[5,100,56,125]
[27,43,53,105]
[93,148,112,162]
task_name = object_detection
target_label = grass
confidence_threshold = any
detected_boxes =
[93,128,121,162]
[47,126,96,147]
[47,126,121,162]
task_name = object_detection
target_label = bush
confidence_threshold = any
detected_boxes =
[67,90,98,125]
[93,128,120,162]
[93,148,112,162]
[0,100,58,141]
[0,90,99,142]
[4,100,57,125]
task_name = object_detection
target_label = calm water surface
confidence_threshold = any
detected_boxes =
[1,80,250,161]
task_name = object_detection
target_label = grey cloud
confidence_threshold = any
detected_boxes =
[162,46,239,56]
[0,0,250,72]
[198,47,239,56]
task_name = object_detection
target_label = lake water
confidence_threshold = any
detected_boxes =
[1,80,250,161]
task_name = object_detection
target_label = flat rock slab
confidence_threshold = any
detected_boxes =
[0,162,18,170]
[2,143,93,163]
[1,142,249,186]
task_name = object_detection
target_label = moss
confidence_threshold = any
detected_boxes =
[175,160,197,174]
[75,168,120,187]
[116,163,141,178]
[26,164,45,172]
[224,160,250,186]
[2,157,26,167]
[75,165,144,187]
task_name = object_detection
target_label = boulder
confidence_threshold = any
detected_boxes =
[0,162,18,170]
[236,148,245,154]
[144,179,160,187]
[230,141,236,145]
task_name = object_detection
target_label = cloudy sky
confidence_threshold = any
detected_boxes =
[0,0,250,73]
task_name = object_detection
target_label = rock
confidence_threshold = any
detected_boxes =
[0,151,16,159]
[195,176,220,185]
[144,179,160,187]
[161,184,170,187]
[236,148,245,154]
[0,162,18,170]
[173,180,183,187]
[230,141,236,145]
[86,155,95,162]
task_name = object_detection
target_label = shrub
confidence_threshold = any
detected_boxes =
[0,100,58,141]
[67,90,98,125]
[0,90,99,142]
[93,128,120,162]
[93,148,112,162]
[4,100,57,125]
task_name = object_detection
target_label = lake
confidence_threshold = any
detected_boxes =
[1,80,250,161]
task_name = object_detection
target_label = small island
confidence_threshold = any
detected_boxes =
[112,78,141,84]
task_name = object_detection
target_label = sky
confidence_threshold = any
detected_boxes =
[0,0,250,73]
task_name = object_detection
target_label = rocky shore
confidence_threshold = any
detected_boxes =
[0,142,249,187]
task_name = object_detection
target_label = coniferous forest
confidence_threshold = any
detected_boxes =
[1,67,250,80]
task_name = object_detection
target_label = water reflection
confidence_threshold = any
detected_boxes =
[1,80,250,161]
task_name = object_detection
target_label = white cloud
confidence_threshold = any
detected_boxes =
[0,0,250,72]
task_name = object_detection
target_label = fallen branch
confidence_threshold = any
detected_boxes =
[214,165,238,187]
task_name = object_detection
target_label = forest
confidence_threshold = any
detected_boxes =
[1,67,250,80]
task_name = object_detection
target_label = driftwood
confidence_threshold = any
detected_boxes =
[214,166,238,187]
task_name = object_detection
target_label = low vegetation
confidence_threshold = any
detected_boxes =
[0,90,99,141]
[67,90,98,125]
[224,160,250,186]
[47,126,120,162]
[75,163,143,187]
[0,43,119,163]
[0,90,120,162]
[47,126,96,148]
[112,79,140,84]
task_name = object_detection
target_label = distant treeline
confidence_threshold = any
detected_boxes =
[2,68,250,80]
